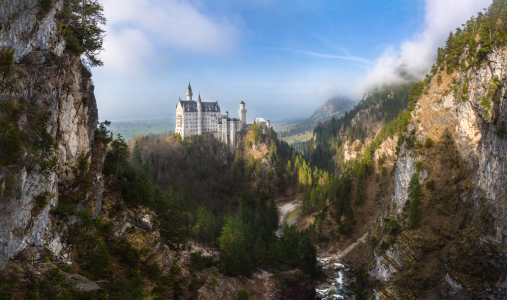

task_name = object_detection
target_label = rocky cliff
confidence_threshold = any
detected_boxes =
[0,0,102,270]
[367,48,507,299]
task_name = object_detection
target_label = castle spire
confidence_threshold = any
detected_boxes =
[186,81,193,101]
[198,92,201,102]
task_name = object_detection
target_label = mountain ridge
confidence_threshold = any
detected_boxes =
[307,95,358,125]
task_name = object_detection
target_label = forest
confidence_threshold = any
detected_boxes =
[81,123,322,298]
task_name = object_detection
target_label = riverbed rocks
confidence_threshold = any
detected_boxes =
[316,257,354,299]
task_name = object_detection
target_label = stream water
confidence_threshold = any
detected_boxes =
[316,257,354,299]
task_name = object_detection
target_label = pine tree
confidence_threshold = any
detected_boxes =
[57,0,106,67]
[286,160,292,178]
[110,134,129,176]
[297,235,317,275]
[274,238,287,266]
[252,236,267,267]
[251,121,260,143]
[267,199,279,231]
[132,140,142,169]
[408,173,424,228]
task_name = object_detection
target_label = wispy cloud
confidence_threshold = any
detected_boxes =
[317,37,351,56]
[262,47,373,65]
[293,49,374,65]
[329,37,380,42]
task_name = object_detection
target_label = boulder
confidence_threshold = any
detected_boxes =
[65,273,101,292]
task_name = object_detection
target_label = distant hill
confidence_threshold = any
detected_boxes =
[306,96,357,126]
[277,96,357,139]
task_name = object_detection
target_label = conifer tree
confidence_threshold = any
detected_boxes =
[252,236,267,267]
[297,235,317,275]
[286,160,292,179]
[251,121,260,143]
[132,140,142,169]
[57,0,106,67]
[267,199,279,231]
[110,134,129,176]
[274,238,287,266]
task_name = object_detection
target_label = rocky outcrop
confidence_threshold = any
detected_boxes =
[367,47,507,298]
[1,0,65,61]
[66,273,101,292]
[0,1,102,270]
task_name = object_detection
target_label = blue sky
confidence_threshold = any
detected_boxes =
[94,0,491,122]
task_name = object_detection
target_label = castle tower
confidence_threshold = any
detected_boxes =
[267,120,270,133]
[186,81,193,101]
[197,93,202,135]
[222,114,228,146]
[239,101,247,129]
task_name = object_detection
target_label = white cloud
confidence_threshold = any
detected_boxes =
[100,28,153,74]
[98,0,241,74]
[360,0,491,91]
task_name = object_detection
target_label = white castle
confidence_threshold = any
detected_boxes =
[175,82,247,150]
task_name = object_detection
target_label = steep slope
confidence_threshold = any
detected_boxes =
[367,46,507,300]
[0,1,101,269]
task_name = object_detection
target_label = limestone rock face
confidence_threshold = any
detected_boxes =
[0,0,65,61]
[0,1,102,270]
[390,143,415,214]
[368,47,507,297]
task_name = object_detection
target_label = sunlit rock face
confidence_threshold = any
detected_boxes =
[0,0,101,270]
[0,0,66,61]
[368,48,507,298]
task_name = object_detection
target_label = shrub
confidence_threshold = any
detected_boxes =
[375,174,380,183]
[415,161,422,172]
[38,267,74,299]
[33,191,52,216]
[86,243,115,279]
[190,251,216,271]
[424,137,433,148]
[246,140,252,148]
[426,180,436,191]
[369,236,379,248]
[384,218,401,235]
[141,262,161,281]
[0,102,22,165]
[380,241,390,250]
[235,289,251,300]
[37,0,54,19]
[107,276,145,300]
[0,49,14,76]
[113,241,140,269]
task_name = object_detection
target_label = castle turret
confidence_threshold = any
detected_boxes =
[197,93,202,135]
[186,81,193,101]
[239,101,247,129]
